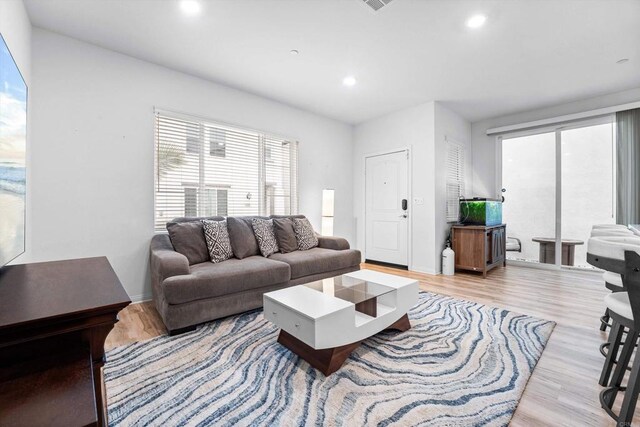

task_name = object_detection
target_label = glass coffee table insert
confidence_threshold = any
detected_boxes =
[304,275,394,317]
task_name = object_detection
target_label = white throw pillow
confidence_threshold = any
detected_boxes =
[252,218,280,257]
[202,220,234,263]
[292,218,318,251]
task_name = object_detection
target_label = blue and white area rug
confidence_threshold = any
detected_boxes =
[105,292,554,426]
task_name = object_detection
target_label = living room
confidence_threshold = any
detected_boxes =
[1,0,640,425]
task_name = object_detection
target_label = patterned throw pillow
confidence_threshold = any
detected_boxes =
[252,218,280,257]
[292,218,318,251]
[202,220,234,263]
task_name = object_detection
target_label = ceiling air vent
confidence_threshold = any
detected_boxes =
[362,0,393,12]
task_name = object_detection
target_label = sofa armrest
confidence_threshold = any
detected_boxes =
[317,236,350,251]
[150,234,190,284]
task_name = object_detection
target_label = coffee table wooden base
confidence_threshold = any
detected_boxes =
[387,313,411,332]
[277,314,411,376]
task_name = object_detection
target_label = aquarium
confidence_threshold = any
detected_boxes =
[459,198,502,226]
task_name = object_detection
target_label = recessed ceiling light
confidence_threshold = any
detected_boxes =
[466,14,487,29]
[180,0,201,16]
[290,49,299,55]
[617,58,629,64]
[343,76,357,87]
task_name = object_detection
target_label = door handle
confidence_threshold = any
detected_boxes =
[401,199,408,210]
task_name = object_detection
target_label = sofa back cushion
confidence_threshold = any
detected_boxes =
[170,216,225,224]
[269,215,307,220]
[227,216,267,259]
[272,218,298,254]
[166,216,224,265]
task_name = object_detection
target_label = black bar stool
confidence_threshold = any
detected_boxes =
[587,236,640,385]
[600,251,640,425]
[589,237,640,424]
[589,227,636,332]
[601,272,625,331]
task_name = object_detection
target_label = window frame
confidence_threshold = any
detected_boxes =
[153,109,299,231]
[445,140,465,223]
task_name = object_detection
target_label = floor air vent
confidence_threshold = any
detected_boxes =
[362,0,393,12]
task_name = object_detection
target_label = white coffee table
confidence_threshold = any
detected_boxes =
[263,269,419,375]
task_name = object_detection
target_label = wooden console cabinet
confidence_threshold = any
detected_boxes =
[0,257,130,427]
[450,224,506,278]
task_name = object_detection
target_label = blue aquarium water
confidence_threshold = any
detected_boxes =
[459,199,502,226]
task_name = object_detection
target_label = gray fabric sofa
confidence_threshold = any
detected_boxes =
[150,215,361,335]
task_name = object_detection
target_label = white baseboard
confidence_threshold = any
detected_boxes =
[409,266,439,275]
[129,293,153,304]
[506,259,601,274]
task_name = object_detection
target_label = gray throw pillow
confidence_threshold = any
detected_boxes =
[202,220,234,263]
[166,221,209,265]
[273,218,298,253]
[227,217,261,259]
[292,218,318,251]
[252,218,280,257]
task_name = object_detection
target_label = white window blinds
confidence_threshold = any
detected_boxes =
[445,141,465,222]
[154,111,298,231]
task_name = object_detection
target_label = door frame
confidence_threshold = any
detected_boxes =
[363,146,413,270]
[496,114,616,271]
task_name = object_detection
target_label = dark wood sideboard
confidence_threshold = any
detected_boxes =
[450,224,506,278]
[0,257,130,427]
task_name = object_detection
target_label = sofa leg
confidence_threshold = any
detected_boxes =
[168,325,197,336]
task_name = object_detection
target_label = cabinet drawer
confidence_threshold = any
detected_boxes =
[264,299,315,346]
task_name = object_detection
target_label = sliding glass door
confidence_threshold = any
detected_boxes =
[502,132,556,265]
[500,117,616,269]
[561,121,616,268]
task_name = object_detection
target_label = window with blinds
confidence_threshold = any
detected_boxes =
[445,141,465,222]
[154,111,298,231]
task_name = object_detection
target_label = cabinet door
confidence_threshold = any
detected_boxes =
[452,228,485,271]
[492,229,498,262]
[491,227,505,263]
[488,228,500,264]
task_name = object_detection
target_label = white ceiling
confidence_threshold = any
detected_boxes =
[24,0,640,124]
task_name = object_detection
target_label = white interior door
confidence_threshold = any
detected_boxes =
[365,150,409,266]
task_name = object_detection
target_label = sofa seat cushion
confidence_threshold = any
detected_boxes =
[269,248,361,279]
[162,256,290,305]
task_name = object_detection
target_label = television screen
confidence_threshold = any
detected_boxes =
[0,33,27,267]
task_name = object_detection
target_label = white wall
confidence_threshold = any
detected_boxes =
[472,87,640,197]
[1,0,31,265]
[0,1,30,83]
[352,101,471,275]
[434,102,471,272]
[28,28,354,301]
[353,102,435,273]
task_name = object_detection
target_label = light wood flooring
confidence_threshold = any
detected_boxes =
[105,264,633,426]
